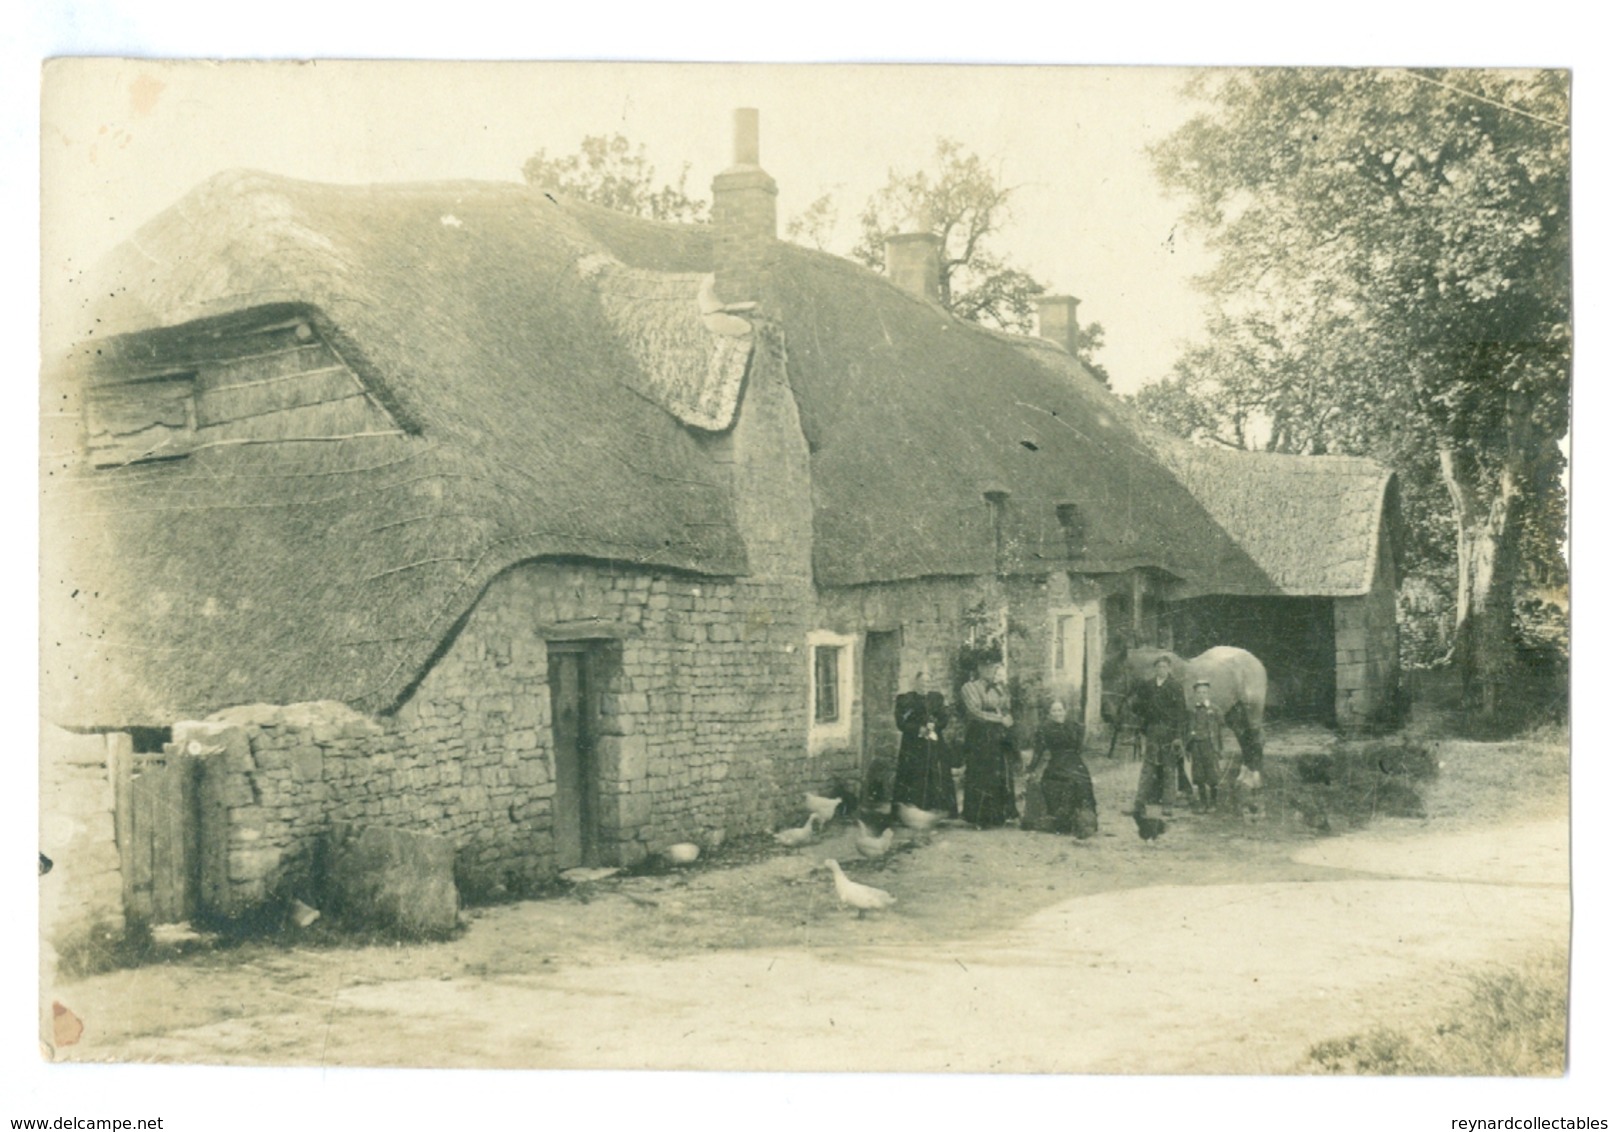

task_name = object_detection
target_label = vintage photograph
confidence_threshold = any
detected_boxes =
[38,60,1571,1078]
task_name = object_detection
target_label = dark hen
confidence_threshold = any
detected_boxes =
[1133,811,1167,841]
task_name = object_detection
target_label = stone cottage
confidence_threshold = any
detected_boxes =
[41,110,1399,929]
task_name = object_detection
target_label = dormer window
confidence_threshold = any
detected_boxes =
[86,371,198,468]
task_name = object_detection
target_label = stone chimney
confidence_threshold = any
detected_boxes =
[884,221,942,305]
[1036,294,1081,355]
[711,108,778,305]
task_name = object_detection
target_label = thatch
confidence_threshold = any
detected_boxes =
[1154,446,1397,597]
[531,199,1276,595]
[1011,338,1397,598]
[45,170,1386,727]
[44,172,747,726]
[762,250,1276,590]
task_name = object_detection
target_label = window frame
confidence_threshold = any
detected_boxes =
[806,629,857,752]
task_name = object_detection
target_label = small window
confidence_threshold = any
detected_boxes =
[806,629,857,752]
[86,372,198,468]
[1054,615,1075,672]
[814,645,843,723]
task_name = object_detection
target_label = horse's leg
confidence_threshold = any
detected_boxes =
[1225,701,1262,770]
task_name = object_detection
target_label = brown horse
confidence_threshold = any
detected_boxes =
[1111,646,1267,770]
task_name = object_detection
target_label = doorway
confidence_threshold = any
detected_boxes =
[862,630,902,797]
[548,642,605,869]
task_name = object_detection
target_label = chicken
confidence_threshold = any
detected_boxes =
[1133,811,1167,842]
[853,819,895,859]
[774,814,820,847]
[897,803,945,832]
[823,859,897,918]
[805,793,842,825]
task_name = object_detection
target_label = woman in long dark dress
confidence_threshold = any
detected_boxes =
[1031,699,1098,837]
[960,658,1018,828]
[893,677,957,814]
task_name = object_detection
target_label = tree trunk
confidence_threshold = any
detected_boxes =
[1438,430,1527,731]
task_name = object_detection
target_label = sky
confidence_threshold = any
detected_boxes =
[41,61,1218,394]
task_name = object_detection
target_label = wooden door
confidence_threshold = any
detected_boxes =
[548,645,598,869]
[862,631,902,782]
[114,748,200,925]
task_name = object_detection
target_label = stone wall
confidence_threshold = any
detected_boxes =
[814,570,1109,758]
[1334,517,1401,730]
[39,727,126,959]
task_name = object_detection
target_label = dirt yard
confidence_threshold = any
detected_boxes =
[46,725,1569,1074]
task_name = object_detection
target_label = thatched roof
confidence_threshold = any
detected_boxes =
[1010,338,1397,598]
[561,205,1276,592]
[44,172,747,725]
[1154,447,1397,597]
[44,170,1383,726]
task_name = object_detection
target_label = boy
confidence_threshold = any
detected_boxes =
[1187,678,1222,813]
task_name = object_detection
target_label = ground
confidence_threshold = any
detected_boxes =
[45,724,1568,1073]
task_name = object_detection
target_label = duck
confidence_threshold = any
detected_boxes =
[853,820,895,859]
[823,859,897,918]
[805,792,843,825]
[897,803,945,832]
[774,814,820,847]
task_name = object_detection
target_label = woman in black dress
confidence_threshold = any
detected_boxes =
[959,656,1018,828]
[1031,698,1098,837]
[893,675,957,815]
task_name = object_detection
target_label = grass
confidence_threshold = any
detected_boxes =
[1306,948,1568,1076]
[1420,722,1570,826]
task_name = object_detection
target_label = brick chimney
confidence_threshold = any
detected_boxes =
[884,216,941,305]
[711,108,778,305]
[1036,294,1081,355]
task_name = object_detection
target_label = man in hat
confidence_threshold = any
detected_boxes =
[1131,654,1187,818]
[1187,678,1224,813]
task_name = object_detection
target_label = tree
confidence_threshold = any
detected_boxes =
[785,191,839,251]
[522,133,707,223]
[851,138,1049,334]
[1147,68,1570,727]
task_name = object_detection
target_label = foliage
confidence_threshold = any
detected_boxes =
[784,191,839,251]
[522,133,708,223]
[1144,69,1570,721]
[850,138,1049,334]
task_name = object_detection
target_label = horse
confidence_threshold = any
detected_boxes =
[1114,646,1267,771]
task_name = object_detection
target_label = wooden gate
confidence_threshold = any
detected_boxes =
[113,748,200,925]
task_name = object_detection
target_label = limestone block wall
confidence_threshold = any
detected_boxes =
[39,727,126,960]
[814,572,1089,755]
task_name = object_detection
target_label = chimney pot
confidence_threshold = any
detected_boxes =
[885,230,942,305]
[1036,294,1081,356]
[733,108,761,167]
[712,108,778,305]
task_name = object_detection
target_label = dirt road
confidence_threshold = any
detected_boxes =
[50,754,1568,1074]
